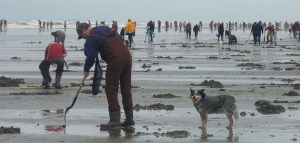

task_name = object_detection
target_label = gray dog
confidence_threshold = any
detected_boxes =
[190,88,239,139]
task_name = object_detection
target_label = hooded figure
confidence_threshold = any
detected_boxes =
[51,30,66,46]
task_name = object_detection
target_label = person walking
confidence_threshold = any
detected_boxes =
[147,20,154,42]
[76,22,134,128]
[39,38,67,89]
[125,19,135,47]
[217,23,224,41]
[120,27,125,42]
[265,22,275,45]
[185,22,192,39]
[193,24,200,39]
[251,21,264,45]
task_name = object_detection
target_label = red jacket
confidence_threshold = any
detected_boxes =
[45,42,66,59]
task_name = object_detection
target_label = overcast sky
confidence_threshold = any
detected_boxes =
[1,0,299,22]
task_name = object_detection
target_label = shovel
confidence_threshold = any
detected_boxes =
[63,77,85,128]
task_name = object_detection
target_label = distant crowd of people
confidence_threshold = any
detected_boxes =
[0,18,297,46]
[38,19,67,31]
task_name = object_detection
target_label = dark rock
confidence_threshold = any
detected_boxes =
[134,103,174,111]
[0,76,25,87]
[131,85,140,88]
[152,93,180,98]
[274,100,289,103]
[292,84,300,90]
[161,130,190,138]
[294,100,300,103]
[68,62,82,66]
[288,107,298,110]
[142,63,151,69]
[11,57,21,60]
[282,91,299,96]
[9,91,61,95]
[255,100,285,114]
[290,138,297,141]
[179,66,196,69]
[255,100,271,107]
[237,63,264,68]
[240,112,247,116]
[199,80,224,88]
[0,126,20,134]
[156,68,162,71]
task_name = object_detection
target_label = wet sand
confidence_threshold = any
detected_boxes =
[0,28,300,143]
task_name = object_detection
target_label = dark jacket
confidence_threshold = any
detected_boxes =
[193,25,200,33]
[251,23,263,35]
[218,24,224,34]
[83,26,129,72]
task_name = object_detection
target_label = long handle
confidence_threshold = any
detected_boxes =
[245,32,252,45]
[63,78,85,128]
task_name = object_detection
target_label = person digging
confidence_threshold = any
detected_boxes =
[76,22,135,128]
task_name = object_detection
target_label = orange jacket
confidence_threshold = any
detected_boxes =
[125,20,135,33]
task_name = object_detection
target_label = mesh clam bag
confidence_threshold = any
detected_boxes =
[92,57,103,95]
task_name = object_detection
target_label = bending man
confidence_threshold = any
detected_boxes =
[76,22,134,127]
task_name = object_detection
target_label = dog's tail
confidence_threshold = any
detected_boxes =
[234,101,239,120]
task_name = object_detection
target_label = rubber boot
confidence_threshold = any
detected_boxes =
[100,111,122,128]
[54,72,62,89]
[122,109,135,126]
[42,79,50,89]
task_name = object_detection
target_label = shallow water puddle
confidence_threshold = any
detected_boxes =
[0,108,299,142]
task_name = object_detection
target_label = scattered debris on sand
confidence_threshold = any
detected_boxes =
[195,80,224,88]
[22,41,42,44]
[156,68,162,71]
[255,100,285,114]
[142,63,152,69]
[0,76,25,87]
[134,103,175,111]
[292,84,300,90]
[282,91,299,96]
[155,56,171,59]
[179,66,196,69]
[152,93,180,98]
[240,112,247,116]
[161,130,190,138]
[11,57,21,60]
[68,62,82,66]
[237,63,264,68]
[134,130,190,138]
[134,131,161,138]
[9,91,61,96]
[0,126,21,134]
[80,89,93,94]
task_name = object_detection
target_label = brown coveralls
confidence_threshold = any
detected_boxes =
[97,34,132,112]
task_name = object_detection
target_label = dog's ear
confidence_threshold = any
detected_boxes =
[190,88,195,96]
[197,89,206,101]
[197,89,205,94]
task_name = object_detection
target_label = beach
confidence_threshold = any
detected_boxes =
[0,24,300,143]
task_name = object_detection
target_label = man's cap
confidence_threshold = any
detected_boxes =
[76,22,90,39]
